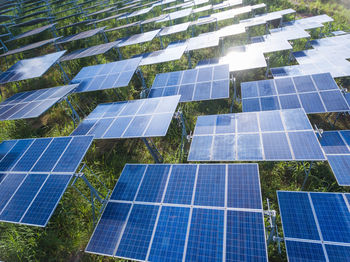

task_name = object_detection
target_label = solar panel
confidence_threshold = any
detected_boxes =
[211,5,252,21]
[216,23,246,38]
[104,21,141,32]
[212,0,242,10]
[269,26,310,41]
[126,5,153,18]
[6,23,57,42]
[192,4,212,13]
[148,64,229,102]
[57,20,95,31]
[135,41,187,66]
[60,41,121,62]
[0,84,78,120]
[71,95,180,139]
[10,17,52,28]
[15,9,49,21]
[0,37,61,58]
[0,51,66,84]
[188,108,326,161]
[70,57,141,93]
[86,163,267,261]
[158,22,190,37]
[241,73,350,114]
[186,32,220,51]
[0,135,93,226]
[156,8,193,23]
[117,29,161,47]
[86,12,127,25]
[284,14,333,30]
[278,191,350,262]
[56,27,106,45]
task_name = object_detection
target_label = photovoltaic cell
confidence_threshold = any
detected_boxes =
[241,73,349,113]
[0,51,66,84]
[148,64,229,102]
[71,96,180,139]
[188,108,325,161]
[86,163,267,261]
[278,191,350,262]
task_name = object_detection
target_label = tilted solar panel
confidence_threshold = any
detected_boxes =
[6,23,57,42]
[56,27,106,45]
[70,57,142,93]
[71,96,180,139]
[86,163,267,261]
[188,108,326,161]
[117,29,161,47]
[148,64,230,102]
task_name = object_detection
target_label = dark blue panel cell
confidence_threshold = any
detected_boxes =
[326,244,350,262]
[74,78,93,92]
[340,131,350,147]
[0,173,47,222]
[211,80,229,99]
[116,204,159,260]
[139,99,160,114]
[241,82,258,98]
[212,134,235,160]
[281,109,312,131]
[21,174,72,226]
[194,115,216,135]
[194,165,225,207]
[277,191,320,240]
[299,92,326,113]
[327,155,350,185]
[227,211,267,262]
[119,100,143,116]
[87,118,114,138]
[0,173,5,184]
[193,82,211,101]
[86,104,110,119]
[288,131,325,160]
[197,67,213,82]
[153,73,169,88]
[12,138,52,172]
[293,75,316,93]
[215,115,235,134]
[320,132,349,154]
[258,80,276,96]
[70,119,97,136]
[0,140,17,161]
[181,69,197,84]
[320,90,349,112]
[261,96,280,111]
[103,117,133,138]
[149,88,164,98]
[285,240,326,262]
[185,208,224,262]
[311,193,350,243]
[0,139,33,172]
[0,173,26,213]
[111,164,146,201]
[262,133,293,160]
[188,135,212,161]
[86,202,131,255]
[102,102,127,118]
[164,164,196,205]
[97,74,118,89]
[259,111,284,131]
[279,94,301,110]
[237,113,259,133]
[123,115,152,137]
[275,77,296,94]
[178,84,195,102]
[163,86,179,96]
[53,136,93,172]
[136,165,170,202]
[227,164,261,209]
[144,113,173,137]
[167,71,182,86]
[237,134,263,160]
[32,137,71,172]
[0,103,28,119]
[213,64,228,80]
[242,98,261,112]
[149,206,190,262]
[116,71,134,87]
[23,99,56,118]
[312,73,338,91]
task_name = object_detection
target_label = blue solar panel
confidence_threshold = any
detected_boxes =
[279,191,350,262]
[148,206,190,262]
[0,173,26,213]
[241,73,350,113]
[0,140,17,161]
[186,208,224,261]
[70,57,142,93]
[71,96,180,139]
[86,164,267,260]
[0,139,34,171]
[148,65,230,102]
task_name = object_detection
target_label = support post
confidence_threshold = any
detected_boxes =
[159,35,164,49]
[265,57,270,79]
[56,62,70,84]
[174,110,188,162]
[264,198,282,254]
[301,161,313,191]
[142,138,163,163]
[65,97,80,128]
[230,75,237,113]
[187,51,192,69]
[0,40,8,53]
[116,46,123,60]
[137,68,147,97]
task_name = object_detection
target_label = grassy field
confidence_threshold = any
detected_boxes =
[0,0,349,261]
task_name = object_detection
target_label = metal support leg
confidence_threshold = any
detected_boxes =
[301,161,313,191]
[65,97,80,127]
[159,35,164,49]
[142,138,163,163]
[187,52,192,69]
[264,199,282,253]
[57,62,70,84]
[230,75,236,113]
[137,68,147,97]
[265,57,270,79]
[174,110,188,162]
[116,46,123,60]
[0,40,8,53]
[102,31,109,43]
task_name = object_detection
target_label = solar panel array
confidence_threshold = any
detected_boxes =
[117,29,161,47]
[241,73,350,113]
[0,135,93,226]
[188,108,326,161]
[56,27,106,45]
[86,163,268,261]
[0,84,78,121]
[71,95,180,139]
[148,64,230,102]
[0,51,66,84]
[6,23,57,42]
[70,57,142,93]
[278,191,350,262]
